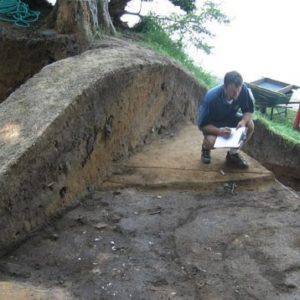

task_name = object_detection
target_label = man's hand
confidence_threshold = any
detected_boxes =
[219,127,232,139]
[237,120,246,129]
[237,113,252,128]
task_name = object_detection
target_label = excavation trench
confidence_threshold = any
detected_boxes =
[0,1,83,104]
[1,37,300,300]
[264,164,300,192]
[244,119,300,192]
[0,37,203,255]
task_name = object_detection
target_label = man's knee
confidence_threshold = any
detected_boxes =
[203,134,216,150]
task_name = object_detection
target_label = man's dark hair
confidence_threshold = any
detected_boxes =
[224,71,243,87]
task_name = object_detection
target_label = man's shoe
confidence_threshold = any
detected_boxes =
[226,152,249,169]
[201,149,211,164]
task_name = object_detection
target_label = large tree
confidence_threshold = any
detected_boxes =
[108,0,197,28]
[49,0,116,45]
[49,0,228,51]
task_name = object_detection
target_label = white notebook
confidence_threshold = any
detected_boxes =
[214,127,247,148]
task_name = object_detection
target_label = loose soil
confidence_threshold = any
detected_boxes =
[0,182,300,300]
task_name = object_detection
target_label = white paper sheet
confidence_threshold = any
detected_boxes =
[214,127,247,148]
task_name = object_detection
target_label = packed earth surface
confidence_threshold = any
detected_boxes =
[1,181,300,300]
[0,124,300,300]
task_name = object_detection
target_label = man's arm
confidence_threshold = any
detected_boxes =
[201,125,232,138]
[237,112,252,128]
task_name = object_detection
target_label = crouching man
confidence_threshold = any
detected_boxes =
[197,71,254,169]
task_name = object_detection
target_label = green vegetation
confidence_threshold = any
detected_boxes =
[117,0,228,88]
[254,109,300,145]
[134,19,300,142]
[154,1,229,54]
[133,16,217,88]
[120,1,300,145]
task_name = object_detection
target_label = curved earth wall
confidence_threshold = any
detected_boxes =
[0,38,204,254]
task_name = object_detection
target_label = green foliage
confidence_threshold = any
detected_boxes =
[255,110,300,145]
[169,0,196,13]
[152,0,229,53]
[133,16,216,88]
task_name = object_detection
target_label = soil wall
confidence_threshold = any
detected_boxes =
[0,38,204,254]
[244,120,300,180]
[0,24,81,103]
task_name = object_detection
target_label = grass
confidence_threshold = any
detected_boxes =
[254,108,300,145]
[119,19,300,145]
[130,17,217,89]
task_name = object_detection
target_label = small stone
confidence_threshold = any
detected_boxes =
[199,267,207,273]
[197,281,206,289]
[41,29,56,37]
[94,223,108,230]
[92,268,101,274]
[110,213,123,223]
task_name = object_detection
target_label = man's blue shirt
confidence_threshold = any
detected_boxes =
[197,83,254,128]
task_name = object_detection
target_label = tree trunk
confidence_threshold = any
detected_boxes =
[51,0,116,46]
[98,0,117,35]
[108,0,131,28]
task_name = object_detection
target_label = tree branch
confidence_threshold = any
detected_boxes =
[124,10,142,17]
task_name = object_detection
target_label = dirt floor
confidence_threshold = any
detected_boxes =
[0,124,300,300]
[0,183,300,300]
